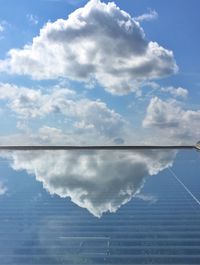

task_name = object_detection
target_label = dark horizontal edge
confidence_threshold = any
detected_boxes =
[0,145,196,150]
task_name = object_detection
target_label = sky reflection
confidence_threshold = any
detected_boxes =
[0,150,200,264]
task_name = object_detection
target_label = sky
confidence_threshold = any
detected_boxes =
[0,0,200,145]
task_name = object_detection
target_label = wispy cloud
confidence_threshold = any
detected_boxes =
[0,21,8,40]
[0,181,7,195]
[0,20,8,35]
[0,23,4,33]
[27,14,39,25]
[160,86,188,98]
[144,82,188,99]
[135,9,158,22]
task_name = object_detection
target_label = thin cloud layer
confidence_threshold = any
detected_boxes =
[3,149,175,217]
[143,97,200,144]
[0,0,177,95]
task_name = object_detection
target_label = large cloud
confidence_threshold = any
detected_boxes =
[0,83,127,141]
[3,149,175,217]
[143,97,200,144]
[0,0,177,95]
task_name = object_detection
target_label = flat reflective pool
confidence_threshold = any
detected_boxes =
[0,149,199,264]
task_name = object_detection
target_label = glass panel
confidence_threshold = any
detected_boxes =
[0,149,199,264]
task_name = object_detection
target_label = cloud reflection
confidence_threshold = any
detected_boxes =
[2,150,175,217]
[0,181,7,195]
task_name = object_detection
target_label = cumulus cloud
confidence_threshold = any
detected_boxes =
[0,83,127,141]
[135,9,158,22]
[2,149,175,217]
[143,97,200,144]
[0,82,193,145]
[0,83,75,118]
[0,0,177,95]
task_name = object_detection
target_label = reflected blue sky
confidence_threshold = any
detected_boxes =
[0,150,200,264]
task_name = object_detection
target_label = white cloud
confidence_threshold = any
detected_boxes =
[135,9,158,22]
[0,0,177,95]
[0,126,71,145]
[0,83,127,141]
[135,193,157,203]
[27,14,39,25]
[143,82,188,99]
[2,149,175,217]
[0,125,126,146]
[160,86,188,98]
[143,97,200,144]
[0,82,193,145]
[0,83,75,118]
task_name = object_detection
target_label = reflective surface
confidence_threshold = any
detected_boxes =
[0,149,200,264]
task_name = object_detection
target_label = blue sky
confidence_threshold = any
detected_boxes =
[0,0,199,145]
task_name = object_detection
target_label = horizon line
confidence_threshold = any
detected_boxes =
[0,145,198,150]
